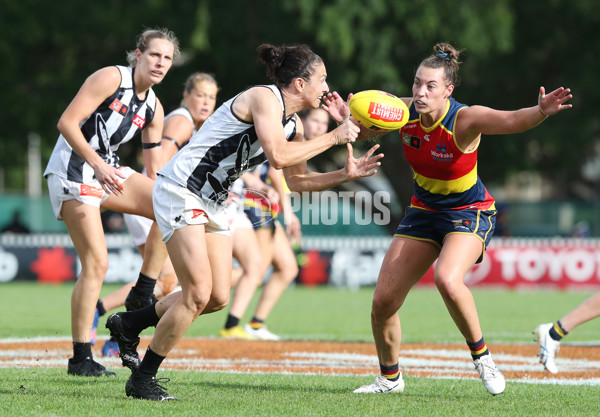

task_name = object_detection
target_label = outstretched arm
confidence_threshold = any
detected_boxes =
[283,143,383,192]
[456,86,573,148]
[245,88,360,169]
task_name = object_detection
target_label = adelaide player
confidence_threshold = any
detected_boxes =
[327,42,573,395]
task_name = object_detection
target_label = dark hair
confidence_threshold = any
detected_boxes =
[257,44,323,87]
[419,43,462,87]
[127,28,180,67]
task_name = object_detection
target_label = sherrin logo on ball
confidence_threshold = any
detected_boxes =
[349,90,409,131]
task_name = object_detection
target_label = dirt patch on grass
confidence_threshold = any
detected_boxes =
[1,338,599,383]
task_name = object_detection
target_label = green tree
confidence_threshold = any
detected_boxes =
[2,0,598,233]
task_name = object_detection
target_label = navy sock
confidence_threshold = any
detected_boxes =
[96,299,106,317]
[467,337,490,360]
[380,363,400,381]
[549,320,568,341]
[249,317,264,329]
[225,314,240,329]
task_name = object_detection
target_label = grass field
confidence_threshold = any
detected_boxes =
[1,282,599,416]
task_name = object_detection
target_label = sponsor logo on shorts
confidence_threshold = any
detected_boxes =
[452,219,472,231]
[80,184,103,198]
[133,115,145,129]
[192,209,207,219]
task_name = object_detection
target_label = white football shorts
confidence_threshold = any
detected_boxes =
[153,175,231,242]
[123,213,153,247]
[46,166,136,220]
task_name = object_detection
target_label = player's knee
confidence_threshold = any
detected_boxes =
[434,274,462,300]
[185,291,211,316]
[81,256,109,281]
[286,262,299,280]
[210,291,229,312]
[371,294,395,317]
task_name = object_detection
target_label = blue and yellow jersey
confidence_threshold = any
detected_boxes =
[401,98,495,211]
[243,161,282,216]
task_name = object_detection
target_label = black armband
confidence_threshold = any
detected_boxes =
[161,136,181,150]
[142,141,162,149]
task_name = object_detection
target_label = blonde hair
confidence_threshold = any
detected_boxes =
[180,72,219,106]
[126,28,180,67]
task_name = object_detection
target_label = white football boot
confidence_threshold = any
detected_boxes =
[533,323,560,374]
[353,374,405,394]
[244,324,281,341]
[473,354,505,395]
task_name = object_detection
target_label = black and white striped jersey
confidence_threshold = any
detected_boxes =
[44,65,157,183]
[158,85,297,205]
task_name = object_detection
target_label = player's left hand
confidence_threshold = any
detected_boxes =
[538,86,573,116]
[344,143,383,180]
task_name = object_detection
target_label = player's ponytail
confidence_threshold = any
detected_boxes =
[420,42,463,87]
[257,44,322,87]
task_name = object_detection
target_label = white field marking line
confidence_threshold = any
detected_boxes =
[286,350,600,375]
[3,359,600,387]
[2,339,600,386]
[0,337,73,343]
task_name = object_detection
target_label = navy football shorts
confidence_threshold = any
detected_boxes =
[394,206,497,264]
[244,206,277,233]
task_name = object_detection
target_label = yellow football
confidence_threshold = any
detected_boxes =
[349,90,409,131]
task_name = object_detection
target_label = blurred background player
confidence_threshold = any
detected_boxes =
[92,72,219,355]
[43,28,179,377]
[220,164,300,340]
[534,290,600,373]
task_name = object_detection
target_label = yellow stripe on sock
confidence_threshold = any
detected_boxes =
[554,322,565,337]
[382,371,400,380]
[471,346,488,356]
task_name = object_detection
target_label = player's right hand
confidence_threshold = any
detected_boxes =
[332,119,360,145]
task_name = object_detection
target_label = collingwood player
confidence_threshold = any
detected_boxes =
[44,28,179,377]
[106,43,383,401]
